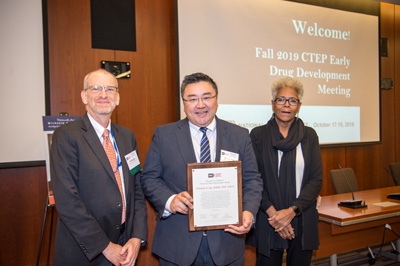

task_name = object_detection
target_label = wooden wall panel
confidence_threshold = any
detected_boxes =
[346,144,394,189]
[395,5,400,162]
[344,3,396,190]
[377,3,397,186]
[0,166,57,265]
[115,0,178,160]
[320,147,346,195]
[47,0,115,117]
[1,2,400,266]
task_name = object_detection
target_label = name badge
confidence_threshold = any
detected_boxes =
[125,150,142,175]
[220,149,239,162]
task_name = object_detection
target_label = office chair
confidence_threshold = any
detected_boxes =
[330,168,359,194]
[389,162,400,186]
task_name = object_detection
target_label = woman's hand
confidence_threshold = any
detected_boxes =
[268,207,296,231]
[277,224,295,240]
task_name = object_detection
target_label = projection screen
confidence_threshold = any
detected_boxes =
[177,0,380,146]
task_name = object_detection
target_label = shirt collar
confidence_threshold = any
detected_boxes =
[188,117,216,137]
[87,112,111,139]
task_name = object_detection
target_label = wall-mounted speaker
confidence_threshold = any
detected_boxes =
[91,0,136,52]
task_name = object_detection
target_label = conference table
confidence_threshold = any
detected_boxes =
[316,186,400,266]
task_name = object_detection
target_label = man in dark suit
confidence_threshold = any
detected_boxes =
[140,72,262,266]
[51,69,147,266]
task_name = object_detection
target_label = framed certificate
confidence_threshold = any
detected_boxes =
[187,161,242,231]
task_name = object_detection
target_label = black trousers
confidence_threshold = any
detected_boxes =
[255,218,313,266]
[160,234,245,266]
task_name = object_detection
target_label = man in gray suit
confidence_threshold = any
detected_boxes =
[141,72,262,266]
[51,69,147,266]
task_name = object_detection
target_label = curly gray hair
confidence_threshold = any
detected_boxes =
[271,77,304,100]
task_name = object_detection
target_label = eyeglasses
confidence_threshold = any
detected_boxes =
[274,97,300,106]
[84,85,118,94]
[182,95,217,104]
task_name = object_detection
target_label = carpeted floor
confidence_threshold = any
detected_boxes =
[311,244,400,266]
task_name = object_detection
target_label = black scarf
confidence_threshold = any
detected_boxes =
[264,115,305,249]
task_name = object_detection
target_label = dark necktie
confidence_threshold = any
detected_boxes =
[200,127,211,163]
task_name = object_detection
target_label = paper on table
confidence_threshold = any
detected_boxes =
[373,202,400,207]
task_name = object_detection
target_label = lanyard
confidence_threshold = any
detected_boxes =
[110,127,122,173]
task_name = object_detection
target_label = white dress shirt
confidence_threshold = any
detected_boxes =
[163,118,217,216]
[277,143,304,198]
[87,113,127,206]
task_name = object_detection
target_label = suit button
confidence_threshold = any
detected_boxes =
[116,224,120,230]
[116,202,121,207]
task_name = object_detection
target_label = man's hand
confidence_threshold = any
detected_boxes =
[169,191,193,214]
[268,207,296,232]
[102,242,125,266]
[224,210,253,235]
[119,238,141,266]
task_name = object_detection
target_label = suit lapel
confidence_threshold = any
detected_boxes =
[215,117,228,162]
[176,118,197,164]
[81,114,118,187]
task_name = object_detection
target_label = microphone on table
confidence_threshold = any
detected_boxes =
[337,164,367,209]
[385,167,391,174]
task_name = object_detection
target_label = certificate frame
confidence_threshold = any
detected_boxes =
[187,161,242,231]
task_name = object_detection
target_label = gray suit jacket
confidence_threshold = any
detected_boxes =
[140,117,262,265]
[51,114,147,266]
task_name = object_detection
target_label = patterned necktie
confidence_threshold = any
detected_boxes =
[102,129,126,224]
[200,127,211,163]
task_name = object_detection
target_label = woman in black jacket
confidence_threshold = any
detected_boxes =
[247,77,323,266]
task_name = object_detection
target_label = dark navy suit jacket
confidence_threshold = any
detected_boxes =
[141,117,262,265]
